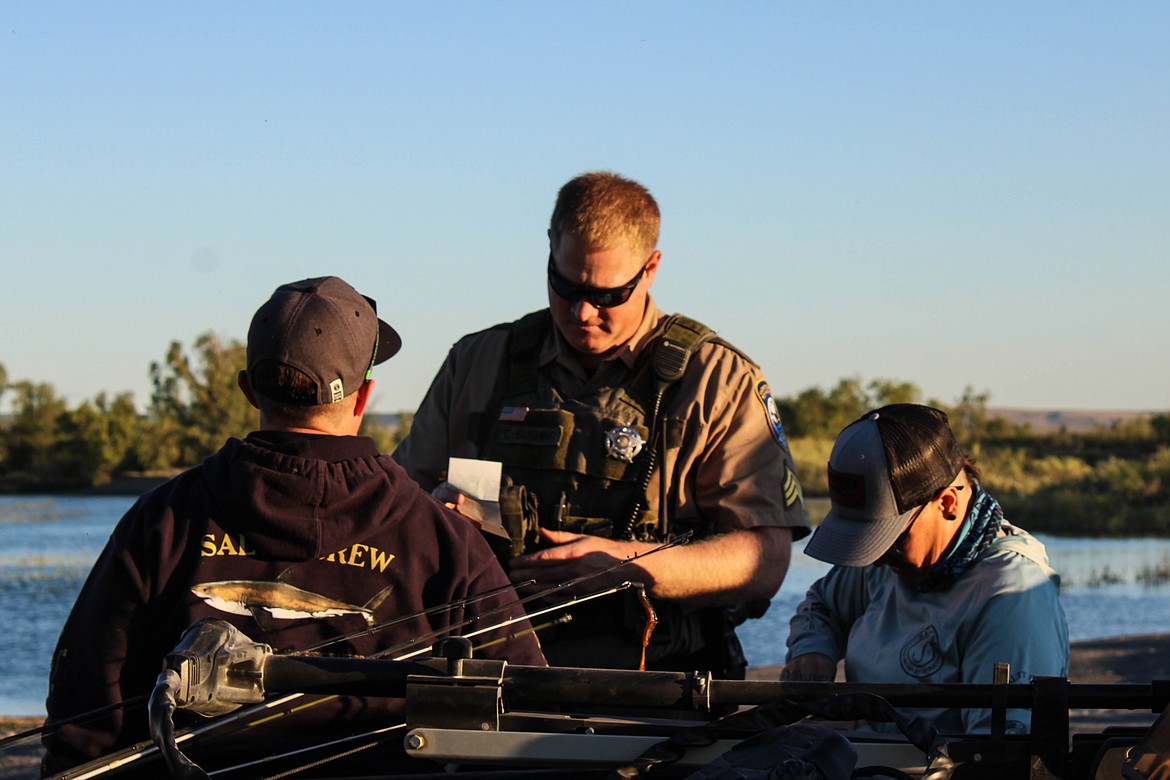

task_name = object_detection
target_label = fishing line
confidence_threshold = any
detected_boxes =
[293,580,529,655]
[207,723,406,779]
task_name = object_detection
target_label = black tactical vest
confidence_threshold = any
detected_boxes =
[475,310,714,557]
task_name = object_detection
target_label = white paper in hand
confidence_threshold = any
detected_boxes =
[446,457,509,540]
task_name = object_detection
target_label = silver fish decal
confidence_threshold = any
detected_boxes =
[191,580,393,627]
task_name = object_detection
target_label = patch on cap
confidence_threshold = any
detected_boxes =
[827,464,867,510]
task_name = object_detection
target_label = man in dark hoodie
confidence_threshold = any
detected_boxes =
[42,276,546,776]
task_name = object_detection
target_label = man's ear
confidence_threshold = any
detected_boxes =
[643,249,662,286]
[353,379,374,418]
[939,485,964,521]
[237,371,260,410]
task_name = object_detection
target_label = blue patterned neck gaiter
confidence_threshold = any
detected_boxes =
[916,485,1004,592]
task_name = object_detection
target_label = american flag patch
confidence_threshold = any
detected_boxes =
[499,406,529,422]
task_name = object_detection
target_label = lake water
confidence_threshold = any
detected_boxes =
[2,495,1169,716]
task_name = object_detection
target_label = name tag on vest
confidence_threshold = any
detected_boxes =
[497,424,563,447]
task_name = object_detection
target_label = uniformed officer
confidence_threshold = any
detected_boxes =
[393,172,810,677]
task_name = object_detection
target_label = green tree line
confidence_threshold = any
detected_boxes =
[2,341,1169,536]
[780,377,1170,536]
[0,334,405,492]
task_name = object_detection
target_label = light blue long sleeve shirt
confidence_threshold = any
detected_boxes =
[786,523,1069,735]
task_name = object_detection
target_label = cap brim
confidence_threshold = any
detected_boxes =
[373,319,402,364]
[804,505,918,567]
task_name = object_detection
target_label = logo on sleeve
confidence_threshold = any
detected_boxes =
[754,380,788,449]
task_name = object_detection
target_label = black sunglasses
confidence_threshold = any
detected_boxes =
[546,253,649,309]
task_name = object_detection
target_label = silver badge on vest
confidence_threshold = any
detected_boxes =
[605,425,644,463]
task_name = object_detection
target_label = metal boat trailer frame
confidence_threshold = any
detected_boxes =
[130,619,1170,780]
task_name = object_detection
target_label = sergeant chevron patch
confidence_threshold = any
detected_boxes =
[783,465,805,509]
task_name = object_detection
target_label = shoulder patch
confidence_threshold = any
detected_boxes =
[783,464,805,509]
[754,379,789,449]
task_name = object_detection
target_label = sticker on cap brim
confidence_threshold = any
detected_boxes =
[754,380,788,448]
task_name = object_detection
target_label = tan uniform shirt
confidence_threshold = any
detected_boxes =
[394,298,809,539]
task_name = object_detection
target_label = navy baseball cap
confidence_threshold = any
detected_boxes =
[246,276,401,405]
[804,404,965,567]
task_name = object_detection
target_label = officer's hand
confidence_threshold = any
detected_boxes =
[779,653,837,682]
[431,482,478,527]
[508,529,640,596]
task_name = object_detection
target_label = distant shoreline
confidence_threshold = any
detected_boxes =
[0,473,178,497]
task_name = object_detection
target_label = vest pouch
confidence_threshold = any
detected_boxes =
[558,515,614,539]
[498,478,539,558]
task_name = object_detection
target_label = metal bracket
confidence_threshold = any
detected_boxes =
[991,661,1010,740]
[406,637,508,731]
[692,670,712,712]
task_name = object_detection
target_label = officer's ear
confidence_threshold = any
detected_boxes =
[643,250,662,287]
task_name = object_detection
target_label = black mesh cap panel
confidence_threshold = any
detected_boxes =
[871,404,965,513]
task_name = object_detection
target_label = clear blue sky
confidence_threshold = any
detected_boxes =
[3,2,1168,416]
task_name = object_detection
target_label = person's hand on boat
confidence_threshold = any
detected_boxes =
[508,528,649,599]
[779,652,837,682]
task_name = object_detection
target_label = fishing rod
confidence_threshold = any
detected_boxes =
[144,620,1170,780]
[20,585,526,756]
[8,585,527,758]
[361,532,689,659]
[47,579,647,780]
[189,618,566,780]
[0,697,147,753]
[294,581,529,655]
[32,533,691,768]
[303,531,689,658]
[204,618,569,779]
[470,614,571,654]
[207,723,407,779]
[149,582,643,780]
[4,580,537,760]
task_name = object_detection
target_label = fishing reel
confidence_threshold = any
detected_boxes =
[147,619,273,780]
[153,617,272,717]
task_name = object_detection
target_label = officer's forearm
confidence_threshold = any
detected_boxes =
[636,526,792,607]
